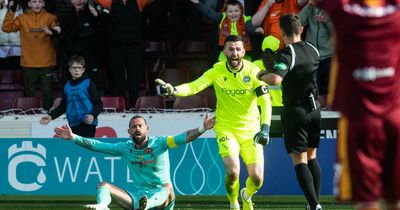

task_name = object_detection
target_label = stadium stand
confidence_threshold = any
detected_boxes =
[142,41,172,94]
[100,96,126,112]
[198,87,216,110]
[12,97,42,114]
[0,90,24,110]
[172,95,207,110]
[157,68,190,86]
[135,96,166,109]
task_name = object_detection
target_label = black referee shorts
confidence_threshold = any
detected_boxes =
[281,106,321,154]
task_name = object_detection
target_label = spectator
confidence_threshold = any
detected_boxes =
[299,2,333,108]
[40,55,103,138]
[0,0,21,69]
[190,0,263,62]
[59,0,102,85]
[95,0,153,108]
[252,0,308,50]
[2,0,61,111]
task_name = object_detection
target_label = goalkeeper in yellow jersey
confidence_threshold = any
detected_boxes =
[156,35,272,210]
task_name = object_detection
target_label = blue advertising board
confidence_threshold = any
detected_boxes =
[0,137,336,195]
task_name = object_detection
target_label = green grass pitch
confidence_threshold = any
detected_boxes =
[0,195,354,209]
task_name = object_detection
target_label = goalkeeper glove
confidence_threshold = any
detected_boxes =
[155,78,176,96]
[254,124,270,145]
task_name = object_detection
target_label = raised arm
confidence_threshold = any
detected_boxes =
[190,0,223,23]
[165,113,216,149]
[2,1,21,33]
[251,0,274,27]
[185,113,215,143]
[155,69,214,97]
[54,124,122,155]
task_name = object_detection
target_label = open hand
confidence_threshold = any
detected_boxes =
[54,124,74,140]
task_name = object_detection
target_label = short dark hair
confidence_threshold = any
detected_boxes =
[225,0,243,9]
[129,115,148,128]
[279,13,302,37]
[68,55,86,67]
[224,35,242,46]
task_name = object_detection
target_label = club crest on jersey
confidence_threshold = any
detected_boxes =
[243,76,250,83]
[145,147,153,154]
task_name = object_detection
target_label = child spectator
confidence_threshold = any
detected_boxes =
[40,55,103,138]
[190,0,263,61]
[2,0,61,111]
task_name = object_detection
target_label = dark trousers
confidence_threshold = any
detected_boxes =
[22,67,53,111]
[317,57,332,95]
[109,44,141,108]
[71,123,97,138]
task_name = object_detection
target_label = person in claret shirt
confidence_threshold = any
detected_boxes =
[312,0,400,210]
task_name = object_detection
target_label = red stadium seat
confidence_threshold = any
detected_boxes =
[199,87,216,109]
[135,96,166,109]
[172,95,207,110]
[176,41,210,60]
[157,68,190,86]
[12,97,42,114]
[101,96,126,112]
[0,69,22,84]
[0,90,24,110]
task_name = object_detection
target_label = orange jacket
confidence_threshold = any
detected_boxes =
[257,0,301,50]
[2,10,58,68]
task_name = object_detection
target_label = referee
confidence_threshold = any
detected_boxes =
[258,13,322,210]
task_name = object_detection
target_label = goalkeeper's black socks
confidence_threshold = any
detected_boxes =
[295,163,318,210]
[308,158,322,200]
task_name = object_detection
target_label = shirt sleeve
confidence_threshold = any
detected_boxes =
[299,5,310,27]
[194,1,223,23]
[175,69,215,96]
[89,80,103,118]
[1,11,20,32]
[73,135,123,156]
[317,0,341,16]
[165,132,187,149]
[253,72,272,126]
[272,49,292,78]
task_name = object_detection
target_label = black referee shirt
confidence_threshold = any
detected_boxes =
[273,41,320,106]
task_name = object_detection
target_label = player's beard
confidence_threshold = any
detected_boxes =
[227,56,243,71]
[132,133,147,145]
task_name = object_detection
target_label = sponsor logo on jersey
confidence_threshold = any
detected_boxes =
[218,136,229,143]
[243,76,250,83]
[221,88,252,96]
[145,147,153,154]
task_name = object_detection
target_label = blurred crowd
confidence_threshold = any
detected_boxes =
[0,0,333,110]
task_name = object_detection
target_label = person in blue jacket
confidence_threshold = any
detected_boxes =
[40,55,103,137]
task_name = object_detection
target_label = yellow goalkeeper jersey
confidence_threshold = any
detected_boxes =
[175,60,271,133]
